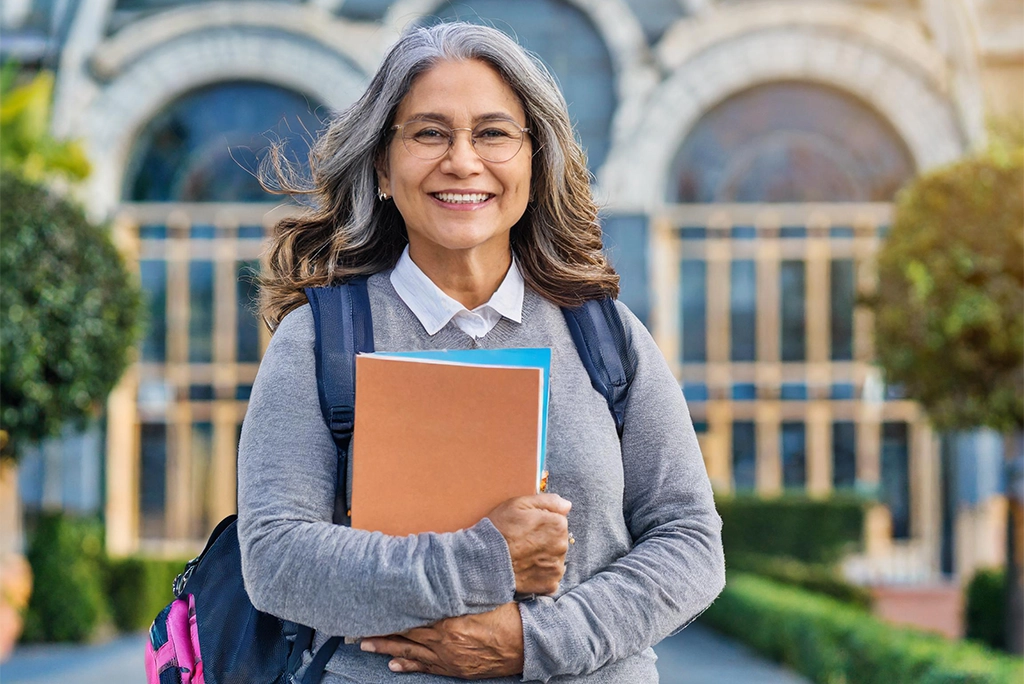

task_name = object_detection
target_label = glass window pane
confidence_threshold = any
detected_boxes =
[781,260,806,362]
[140,260,167,362]
[732,383,757,401]
[669,82,915,203]
[125,83,327,202]
[831,259,855,360]
[882,422,911,539]
[189,261,215,363]
[733,422,756,491]
[781,422,806,489]
[780,383,807,401]
[680,259,707,363]
[237,260,261,363]
[730,260,757,361]
[140,423,167,539]
[833,421,857,489]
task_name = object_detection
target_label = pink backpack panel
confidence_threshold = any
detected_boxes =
[145,594,205,684]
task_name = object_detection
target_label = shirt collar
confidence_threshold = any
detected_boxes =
[390,245,524,336]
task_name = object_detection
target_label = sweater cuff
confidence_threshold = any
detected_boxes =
[444,517,516,609]
[518,595,584,683]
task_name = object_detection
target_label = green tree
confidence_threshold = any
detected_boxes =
[0,67,142,458]
[871,136,1023,653]
[0,172,143,457]
[872,152,1023,432]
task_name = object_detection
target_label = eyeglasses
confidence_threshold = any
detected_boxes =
[391,118,530,163]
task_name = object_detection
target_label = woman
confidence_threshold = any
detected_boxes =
[238,21,725,683]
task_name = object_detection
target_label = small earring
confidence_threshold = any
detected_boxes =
[377,188,389,202]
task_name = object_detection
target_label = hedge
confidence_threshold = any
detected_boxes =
[965,568,1007,652]
[106,557,190,632]
[22,513,108,642]
[727,551,873,609]
[704,573,1024,684]
[717,494,866,564]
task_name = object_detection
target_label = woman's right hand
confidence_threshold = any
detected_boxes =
[486,494,571,596]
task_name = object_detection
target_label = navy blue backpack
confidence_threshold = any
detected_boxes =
[145,277,636,684]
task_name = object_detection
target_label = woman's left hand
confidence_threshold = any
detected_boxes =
[360,602,524,678]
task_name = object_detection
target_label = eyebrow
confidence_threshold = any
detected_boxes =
[403,112,522,125]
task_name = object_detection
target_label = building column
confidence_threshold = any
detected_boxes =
[210,405,238,524]
[706,401,733,493]
[166,405,193,541]
[857,412,882,493]
[756,239,780,364]
[165,218,191,541]
[806,232,830,365]
[106,212,141,556]
[650,216,680,372]
[910,418,937,538]
[807,401,832,498]
[105,368,140,556]
[757,402,782,495]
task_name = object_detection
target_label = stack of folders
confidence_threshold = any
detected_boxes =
[351,348,551,536]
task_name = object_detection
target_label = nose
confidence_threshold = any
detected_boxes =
[440,128,483,176]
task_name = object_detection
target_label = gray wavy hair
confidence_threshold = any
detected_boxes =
[259,21,618,328]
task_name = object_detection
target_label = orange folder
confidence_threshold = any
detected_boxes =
[351,354,544,536]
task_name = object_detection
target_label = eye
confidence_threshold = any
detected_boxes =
[476,126,516,139]
[409,126,449,142]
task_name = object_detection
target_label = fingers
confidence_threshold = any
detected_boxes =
[387,657,425,673]
[361,636,437,665]
[526,493,572,515]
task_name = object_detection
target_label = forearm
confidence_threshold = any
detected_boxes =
[240,512,514,637]
[518,514,724,681]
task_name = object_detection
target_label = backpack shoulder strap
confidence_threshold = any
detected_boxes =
[295,277,373,678]
[303,277,374,523]
[562,297,636,437]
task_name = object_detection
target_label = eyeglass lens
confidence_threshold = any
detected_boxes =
[400,120,526,162]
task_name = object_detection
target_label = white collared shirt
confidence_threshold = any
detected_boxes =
[390,246,524,339]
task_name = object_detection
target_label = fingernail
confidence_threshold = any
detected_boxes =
[389,660,403,672]
[360,641,376,653]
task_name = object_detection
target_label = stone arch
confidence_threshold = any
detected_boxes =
[602,5,968,210]
[382,0,659,164]
[76,28,368,213]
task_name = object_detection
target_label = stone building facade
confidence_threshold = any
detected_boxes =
[3,0,1021,584]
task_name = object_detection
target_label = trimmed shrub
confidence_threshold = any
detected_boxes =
[717,494,866,564]
[0,171,142,458]
[727,551,873,609]
[22,513,108,642]
[965,568,1007,651]
[106,557,189,632]
[703,573,1024,684]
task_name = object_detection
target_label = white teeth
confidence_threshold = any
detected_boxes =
[433,192,492,204]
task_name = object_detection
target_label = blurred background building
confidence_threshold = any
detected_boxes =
[2,0,1021,596]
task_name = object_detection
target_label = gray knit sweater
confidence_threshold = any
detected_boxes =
[237,272,725,683]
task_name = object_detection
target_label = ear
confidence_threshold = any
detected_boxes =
[375,153,391,196]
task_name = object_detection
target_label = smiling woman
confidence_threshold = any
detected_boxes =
[238,21,724,684]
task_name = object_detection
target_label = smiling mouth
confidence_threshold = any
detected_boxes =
[431,192,495,204]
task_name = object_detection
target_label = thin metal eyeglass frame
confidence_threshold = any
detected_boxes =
[390,120,531,163]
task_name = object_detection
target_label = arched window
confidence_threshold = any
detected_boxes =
[423,0,617,173]
[124,82,326,202]
[670,82,915,203]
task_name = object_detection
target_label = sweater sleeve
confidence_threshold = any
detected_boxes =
[236,305,516,638]
[518,304,726,682]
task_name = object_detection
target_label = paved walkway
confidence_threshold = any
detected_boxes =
[1,622,809,683]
